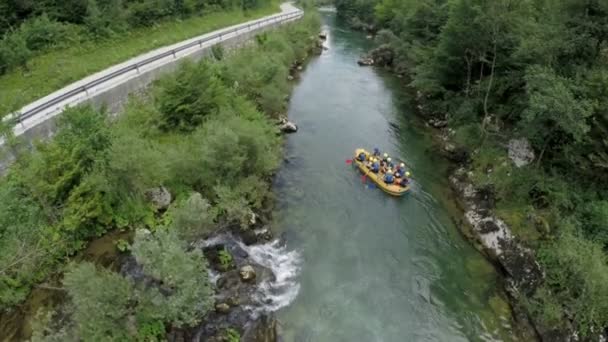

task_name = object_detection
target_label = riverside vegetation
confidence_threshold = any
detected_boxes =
[335,0,608,339]
[0,11,320,340]
[0,0,279,117]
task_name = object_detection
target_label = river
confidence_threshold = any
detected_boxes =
[271,11,518,342]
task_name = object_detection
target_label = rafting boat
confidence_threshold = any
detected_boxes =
[352,148,410,197]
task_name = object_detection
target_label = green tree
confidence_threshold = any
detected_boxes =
[0,30,31,74]
[172,192,217,239]
[539,230,608,335]
[156,60,229,131]
[131,229,214,327]
[521,65,593,163]
[63,262,135,340]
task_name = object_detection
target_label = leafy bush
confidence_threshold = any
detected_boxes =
[538,230,608,335]
[0,31,31,74]
[131,229,214,327]
[156,60,229,131]
[172,192,217,239]
[218,248,234,271]
[63,262,135,340]
[225,328,241,342]
[20,14,72,51]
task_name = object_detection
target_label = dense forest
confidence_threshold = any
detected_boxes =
[335,0,608,338]
[0,10,320,339]
[0,0,271,75]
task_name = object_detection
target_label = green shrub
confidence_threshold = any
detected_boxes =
[538,230,608,336]
[131,229,214,327]
[156,60,229,131]
[0,31,31,74]
[218,248,234,271]
[20,15,72,51]
[63,262,135,340]
[172,192,217,239]
[225,328,241,342]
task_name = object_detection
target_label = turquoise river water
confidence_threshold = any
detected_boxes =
[271,11,519,342]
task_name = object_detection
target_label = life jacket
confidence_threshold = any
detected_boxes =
[371,162,380,173]
[358,152,366,161]
[385,174,394,184]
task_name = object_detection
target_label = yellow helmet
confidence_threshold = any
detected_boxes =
[400,163,405,168]
[387,169,393,174]
[387,158,392,162]
[405,172,411,177]
[383,153,388,158]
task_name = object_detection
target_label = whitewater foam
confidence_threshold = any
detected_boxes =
[203,234,301,315]
[237,239,302,314]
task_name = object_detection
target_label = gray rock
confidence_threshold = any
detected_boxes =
[357,57,374,66]
[144,186,172,210]
[318,32,327,40]
[215,303,230,314]
[287,75,295,81]
[242,314,278,342]
[239,265,256,282]
[279,121,298,134]
[428,118,448,128]
[508,138,535,167]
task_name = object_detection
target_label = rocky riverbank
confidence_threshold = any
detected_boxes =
[429,119,581,341]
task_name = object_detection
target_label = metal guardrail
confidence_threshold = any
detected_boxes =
[15,9,303,123]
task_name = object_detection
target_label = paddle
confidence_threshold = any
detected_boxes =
[345,159,353,164]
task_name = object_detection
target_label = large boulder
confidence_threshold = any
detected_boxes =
[369,44,394,67]
[357,57,374,66]
[279,119,298,134]
[144,186,172,210]
[508,138,535,167]
[239,265,256,282]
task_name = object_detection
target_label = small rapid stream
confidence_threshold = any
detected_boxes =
[271,11,518,342]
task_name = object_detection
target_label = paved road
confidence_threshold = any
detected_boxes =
[9,3,301,139]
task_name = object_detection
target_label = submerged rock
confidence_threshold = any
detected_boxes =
[508,138,535,167]
[279,119,298,134]
[144,186,172,210]
[242,314,278,342]
[318,32,327,40]
[357,57,374,66]
[239,265,256,282]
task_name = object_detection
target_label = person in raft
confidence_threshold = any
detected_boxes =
[382,153,389,165]
[373,148,381,157]
[395,163,406,178]
[357,151,367,162]
[399,171,411,187]
[384,169,395,184]
[370,159,380,173]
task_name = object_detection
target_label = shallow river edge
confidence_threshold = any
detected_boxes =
[357,27,588,342]
[392,73,571,341]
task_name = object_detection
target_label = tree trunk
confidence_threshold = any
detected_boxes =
[481,41,497,133]
[477,56,485,97]
[465,51,473,97]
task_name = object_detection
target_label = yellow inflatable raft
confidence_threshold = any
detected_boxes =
[353,148,410,197]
